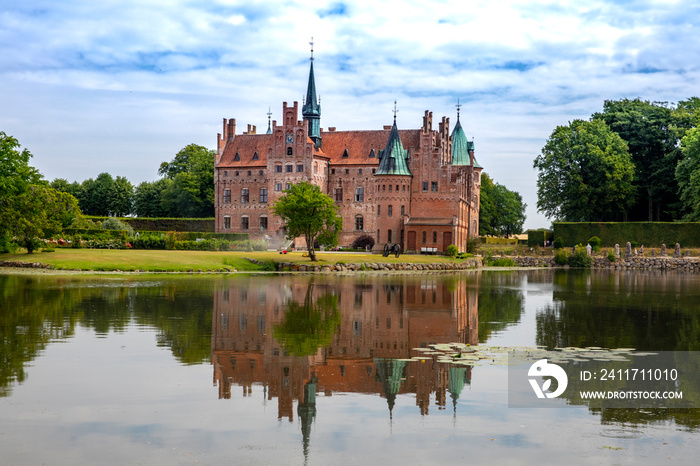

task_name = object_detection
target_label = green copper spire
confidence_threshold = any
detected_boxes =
[451,112,481,168]
[302,38,321,147]
[376,104,412,176]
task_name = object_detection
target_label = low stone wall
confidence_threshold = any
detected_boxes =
[0,260,51,269]
[510,255,700,271]
[245,258,482,273]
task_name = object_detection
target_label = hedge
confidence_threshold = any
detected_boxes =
[527,229,553,248]
[553,222,700,247]
[86,216,215,232]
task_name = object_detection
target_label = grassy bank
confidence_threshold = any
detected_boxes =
[0,249,468,273]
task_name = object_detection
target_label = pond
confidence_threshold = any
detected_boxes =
[1,269,699,465]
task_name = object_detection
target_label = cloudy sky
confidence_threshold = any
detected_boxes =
[2,0,699,228]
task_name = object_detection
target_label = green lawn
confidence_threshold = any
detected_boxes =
[0,248,468,272]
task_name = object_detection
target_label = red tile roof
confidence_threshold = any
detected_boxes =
[216,129,422,168]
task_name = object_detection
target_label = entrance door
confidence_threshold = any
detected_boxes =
[443,232,452,252]
[407,231,416,251]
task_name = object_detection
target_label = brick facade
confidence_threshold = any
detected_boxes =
[215,58,482,253]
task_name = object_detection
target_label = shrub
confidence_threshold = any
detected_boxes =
[554,249,569,265]
[102,217,134,237]
[351,234,375,250]
[553,237,564,249]
[607,250,616,262]
[131,233,166,250]
[85,238,126,249]
[568,247,592,268]
[259,260,277,271]
[70,235,83,248]
[587,236,602,252]
[490,257,515,267]
[0,232,18,253]
[446,244,458,257]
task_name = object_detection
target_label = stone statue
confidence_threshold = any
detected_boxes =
[651,249,656,257]
[614,244,620,258]
[625,242,632,259]
[675,243,681,258]
[661,244,667,256]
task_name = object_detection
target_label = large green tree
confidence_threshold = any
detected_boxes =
[534,119,636,222]
[271,182,342,261]
[479,173,526,237]
[158,144,215,218]
[133,178,173,217]
[675,127,700,220]
[593,99,682,221]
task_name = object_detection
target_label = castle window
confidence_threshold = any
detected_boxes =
[355,187,364,202]
[331,168,335,174]
[372,168,376,174]
[235,171,239,176]
[359,168,363,175]
[259,170,263,175]
[234,152,240,161]
[253,151,259,160]
[422,181,428,192]
[382,185,386,191]
[400,205,405,216]
[223,171,228,176]
[402,185,405,192]
[223,189,231,204]
[388,205,393,217]
[275,183,282,191]
[335,188,343,202]
[396,185,399,191]
[343,148,349,158]
[223,216,231,229]
[431,181,438,192]
[314,162,318,174]
[422,231,426,244]
[248,170,252,176]
[389,185,392,192]
[287,147,293,156]
[241,216,249,230]
[377,230,380,243]
[259,188,268,203]
[388,229,392,243]
[286,183,292,190]
[286,164,293,173]
[345,169,350,174]
[241,188,249,204]
[355,215,364,231]
[275,164,282,173]
[433,231,437,243]
[377,205,381,216]
[297,164,304,172]
[260,216,268,230]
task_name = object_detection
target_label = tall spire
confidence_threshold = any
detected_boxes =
[376,106,412,177]
[302,37,322,147]
[450,100,481,168]
[266,107,272,134]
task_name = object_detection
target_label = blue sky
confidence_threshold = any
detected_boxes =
[2,0,699,228]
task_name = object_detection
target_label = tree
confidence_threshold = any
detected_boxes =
[534,119,636,222]
[271,182,342,261]
[675,127,700,220]
[134,179,173,217]
[2,184,80,253]
[479,173,526,237]
[593,99,681,221]
[111,176,134,217]
[158,144,215,218]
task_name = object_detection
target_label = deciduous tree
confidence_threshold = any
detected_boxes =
[271,182,342,261]
[534,119,635,222]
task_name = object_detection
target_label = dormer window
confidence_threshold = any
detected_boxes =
[369,149,376,158]
[342,148,349,158]
[233,152,240,161]
[252,151,259,160]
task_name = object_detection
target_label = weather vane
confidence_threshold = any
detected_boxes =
[310,36,314,61]
[393,100,398,122]
[456,98,462,119]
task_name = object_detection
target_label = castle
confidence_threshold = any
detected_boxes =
[214,49,482,253]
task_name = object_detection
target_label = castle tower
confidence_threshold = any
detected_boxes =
[374,104,413,250]
[302,40,322,148]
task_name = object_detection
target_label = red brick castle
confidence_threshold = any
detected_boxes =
[214,49,482,253]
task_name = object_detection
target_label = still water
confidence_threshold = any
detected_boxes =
[1,269,699,465]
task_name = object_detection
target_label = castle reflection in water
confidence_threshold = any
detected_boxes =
[211,274,479,423]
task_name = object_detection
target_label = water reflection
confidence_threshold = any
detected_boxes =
[211,275,483,419]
